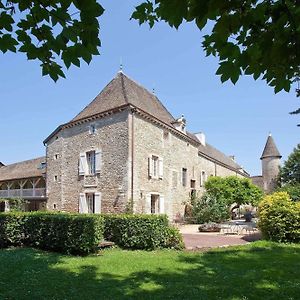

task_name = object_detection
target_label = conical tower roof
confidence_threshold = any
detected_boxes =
[260,134,282,159]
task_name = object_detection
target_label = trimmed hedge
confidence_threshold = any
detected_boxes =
[258,192,300,243]
[102,214,184,250]
[0,212,104,255]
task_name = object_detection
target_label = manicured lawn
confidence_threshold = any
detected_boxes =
[0,241,299,300]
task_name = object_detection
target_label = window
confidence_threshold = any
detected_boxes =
[190,180,196,189]
[54,175,58,182]
[89,124,96,135]
[148,155,163,179]
[172,171,178,188]
[151,194,160,214]
[79,193,101,213]
[86,151,96,175]
[182,168,187,187]
[86,193,95,214]
[200,171,207,187]
[54,154,59,160]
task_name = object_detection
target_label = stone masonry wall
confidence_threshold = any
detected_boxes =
[132,114,244,221]
[46,110,130,213]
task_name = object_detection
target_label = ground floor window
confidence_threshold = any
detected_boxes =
[79,192,101,214]
[147,194,164,214]
[0,201,5,212]
[86,193,95,214]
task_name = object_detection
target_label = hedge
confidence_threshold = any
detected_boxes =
[102,214,184,250]
[258,192,300,243]
[0,212,104,255]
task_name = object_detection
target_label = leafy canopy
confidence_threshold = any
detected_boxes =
[204,176,263,206]
[280,143,300,185]
[132,0,300,95]
[0,0,104,81]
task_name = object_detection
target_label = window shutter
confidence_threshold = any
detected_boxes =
[158,157,163,179]
[94,192,101,213]
[145,194,151,214]
[79,193,87,213]
[148,156,153,178]
[79,153,87,176]
[159,196,165,214]
[95,150,102,174]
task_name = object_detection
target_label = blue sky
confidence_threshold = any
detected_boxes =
[0,1,298,176]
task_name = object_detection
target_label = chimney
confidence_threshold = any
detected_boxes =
[195,132,206,146]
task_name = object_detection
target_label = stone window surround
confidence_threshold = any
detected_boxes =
[148,153,163,180]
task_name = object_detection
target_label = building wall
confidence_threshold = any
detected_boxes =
[132,114,244,221]
[262,157,280,193]
[46,110,130,213]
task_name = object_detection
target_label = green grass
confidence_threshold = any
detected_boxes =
[0,241,299,300]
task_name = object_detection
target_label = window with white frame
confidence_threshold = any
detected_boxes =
[79,150,102,176]
[146,194,165,214]
[148,155,163,179]
[86,151,96,175]
[79,192,101,214]
[86,193,95,213]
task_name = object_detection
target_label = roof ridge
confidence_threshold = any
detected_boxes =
[0,156,45,168]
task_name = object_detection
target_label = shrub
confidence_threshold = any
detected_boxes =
[276,184,300,202]
[102,214,183,250]
[258,192,300,243]
[0,212,104,254]
[191,194,230,224]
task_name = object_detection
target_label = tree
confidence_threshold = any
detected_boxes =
[0,0,103,81]
[280,144,300,184]
[204,176,263,207]
[132,0,300,123]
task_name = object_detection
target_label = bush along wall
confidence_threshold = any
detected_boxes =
[102,214,184,250]
[0,212,104,255]
[258,192,300,243]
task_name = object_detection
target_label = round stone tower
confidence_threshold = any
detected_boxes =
[260,133,282,193]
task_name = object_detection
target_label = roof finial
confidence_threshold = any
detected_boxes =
[268,131,272,137]
[119,57,123,73]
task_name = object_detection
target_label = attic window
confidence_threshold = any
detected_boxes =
[89,124,96,135]
[38,162,46,169]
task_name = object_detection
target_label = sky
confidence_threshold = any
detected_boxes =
[0,1,299,176]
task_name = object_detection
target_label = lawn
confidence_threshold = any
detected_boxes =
[0,241,299,300]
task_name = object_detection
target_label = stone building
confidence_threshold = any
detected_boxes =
[42,72,249,221]
[251,134,281,193]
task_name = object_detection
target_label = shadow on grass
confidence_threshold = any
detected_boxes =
[0,242,299,300]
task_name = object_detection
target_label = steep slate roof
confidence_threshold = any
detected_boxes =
[0,157,46,182]
[72,71,175,125]
[260,134,281,159]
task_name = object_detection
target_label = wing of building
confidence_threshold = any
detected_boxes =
[0,157,46,211]
[40,71,249,220]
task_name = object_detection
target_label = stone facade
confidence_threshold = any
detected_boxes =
[46,109,130,213]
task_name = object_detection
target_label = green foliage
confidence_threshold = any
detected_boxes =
[0,212,104,254]
[102,214,183,250]
[0,198,27,212]
[258,192,300,243]
[0,0,103,81]
[276,183,300,201]
[204,176,263,207]
[279,144,300,184]
[191,194,229,224]
[132,0,300,100]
